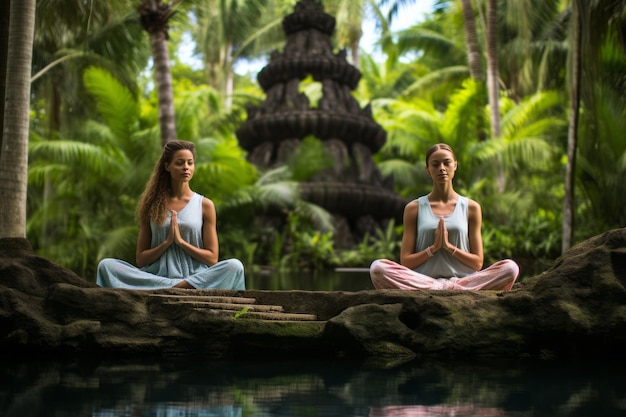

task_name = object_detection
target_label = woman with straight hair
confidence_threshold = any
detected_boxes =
[370,143,519,291]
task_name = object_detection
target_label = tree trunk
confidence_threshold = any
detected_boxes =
[0,0,36,238]
[486,0,500,139]
[0,0,9,138]
[150,30,177,145]
[350,39,360,70]
[224,42,233,110]
[138,0,177,146]
[486,0,504,190]
[562,0,582,253]
[225,69,234,110]
[460,0,483,81]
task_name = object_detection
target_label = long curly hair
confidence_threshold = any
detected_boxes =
[137,140,196,225]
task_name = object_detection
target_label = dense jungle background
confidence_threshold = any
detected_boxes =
[14,0,626,282]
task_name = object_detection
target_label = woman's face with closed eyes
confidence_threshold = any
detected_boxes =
[165,149,195,182]
[426,148,457,183]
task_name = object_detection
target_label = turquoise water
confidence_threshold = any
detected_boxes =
[1,356,624,416]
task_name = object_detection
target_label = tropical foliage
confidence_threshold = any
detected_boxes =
[15,0,626,283]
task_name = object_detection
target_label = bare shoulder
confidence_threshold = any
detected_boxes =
[201,196,215,207]
[201,197,216,214]
[404,198,420,212]
[467,198,482,217]
[403,198,420,221]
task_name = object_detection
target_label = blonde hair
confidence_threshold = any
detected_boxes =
[425,143,456,166]
[137,140,196,225]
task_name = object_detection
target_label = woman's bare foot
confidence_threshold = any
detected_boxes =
[172,280,195,289]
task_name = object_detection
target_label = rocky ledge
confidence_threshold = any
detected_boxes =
[1,228,625,362]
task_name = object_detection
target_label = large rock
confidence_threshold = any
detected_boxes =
[1,229,625,361]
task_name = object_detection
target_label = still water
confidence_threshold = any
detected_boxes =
[1,356,625,417]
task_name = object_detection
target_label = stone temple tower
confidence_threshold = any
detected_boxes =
[236,0,406,247]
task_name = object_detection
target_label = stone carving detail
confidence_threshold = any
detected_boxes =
[236,0,406,245]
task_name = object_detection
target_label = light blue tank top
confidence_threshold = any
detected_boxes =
[143,192,207,279]
[413,195,476,278]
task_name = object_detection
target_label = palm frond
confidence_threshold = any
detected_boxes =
[400,66,469,98]
[377,159,422,191]
[96,225,139,263]
[395,27,462,60]
[190,136,257,202]
[255,181,299,208]
[287,136,334,182]
[500,90,564,139]
[508,118,566,143]
[440,78,484,142]
[256,166,292,186]
[27,164,71,188]
[293,200,334,233]
[29,140,125,178]
[83,66,139,140]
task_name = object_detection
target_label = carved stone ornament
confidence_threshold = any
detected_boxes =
[236,0,406,245]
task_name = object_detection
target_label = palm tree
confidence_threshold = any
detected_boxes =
[562,0,581,252]
[0,0,36,239]
[459,0,483,81]
[27,65,261,277]
[370,78,566,268]
[456,0,500,185]
[330,0,422,69]
[375,80,565,183]
[193,0,272,109]
[484,0,506,194]
[32,0,150,138]
[393,2,493,110]
[27,66,156,275]
[497,0,567,100]
[570,0,626,245]
[138,0,180,145]
[0,0,8,138]
[326,0,367,68]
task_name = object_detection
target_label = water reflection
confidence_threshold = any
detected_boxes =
[1,357,625,417]
[368,405,505,416]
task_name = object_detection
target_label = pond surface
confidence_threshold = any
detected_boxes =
[1,356,624,417]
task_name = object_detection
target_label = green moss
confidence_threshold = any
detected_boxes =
[233,320,325,338]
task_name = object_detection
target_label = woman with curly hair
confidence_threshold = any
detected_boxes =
[97,140,245,290]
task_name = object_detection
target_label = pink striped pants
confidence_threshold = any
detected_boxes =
[370,259,519,291]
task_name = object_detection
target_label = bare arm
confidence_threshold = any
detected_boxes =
[399,200,434,270]
[136,219,174,268]
[173,197,219,266]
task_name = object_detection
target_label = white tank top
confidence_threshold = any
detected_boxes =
[413,195,476,278]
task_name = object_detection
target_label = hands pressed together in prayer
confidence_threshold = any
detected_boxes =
[164,211,176,246]
[166,210,186,246]
[431,216,454,254]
